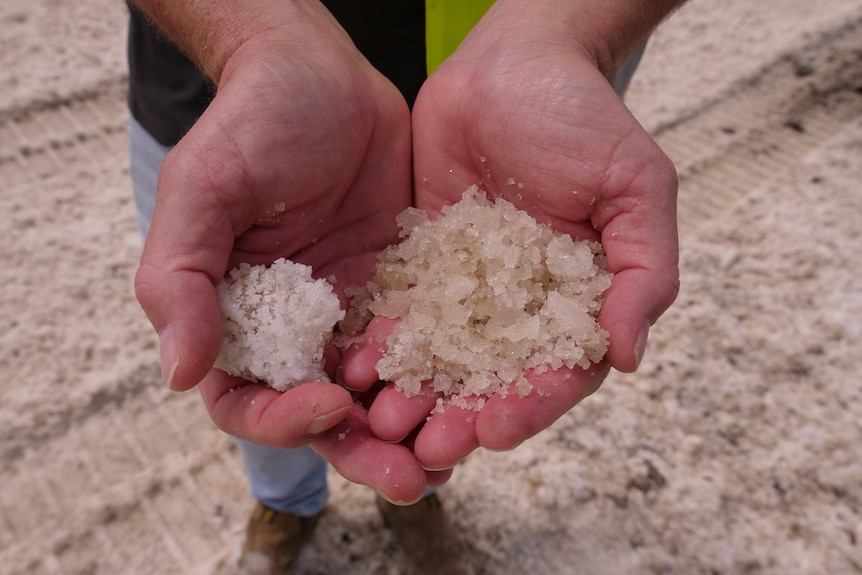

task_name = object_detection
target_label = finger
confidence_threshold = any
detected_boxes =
[412,400,481,471]
[368,384,442,442]
[597,156,680,373]
[599,265,679,372]
[339,315,398,391]
[135,265,224,391]
[476,363,609,451]
[134,140,238,391]
[311,406,429,505]
[198,371,354,447]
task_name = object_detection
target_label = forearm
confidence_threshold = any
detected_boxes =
[469,0,687,77]
[128,0,344,83]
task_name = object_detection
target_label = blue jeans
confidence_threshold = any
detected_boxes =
[129,117,329,517]
[611,41,647,98]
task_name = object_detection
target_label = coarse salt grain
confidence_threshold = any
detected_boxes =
[214,258,344,391]
[356,186,611,409]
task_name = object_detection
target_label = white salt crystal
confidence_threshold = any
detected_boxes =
[214,258,345,391]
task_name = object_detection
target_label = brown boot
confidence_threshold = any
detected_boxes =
[218,502,320,575]
[376,493,474,575]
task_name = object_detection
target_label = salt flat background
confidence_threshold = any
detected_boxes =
[2,1,861,573]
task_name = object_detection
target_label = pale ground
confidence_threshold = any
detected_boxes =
[1,1,861,574]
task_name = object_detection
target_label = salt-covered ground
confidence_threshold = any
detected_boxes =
[1,1,861,573]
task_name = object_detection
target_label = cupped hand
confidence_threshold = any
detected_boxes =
[344,3,680,470]
[132,11,434,500]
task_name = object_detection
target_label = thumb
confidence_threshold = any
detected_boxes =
[600,264,679,372]
[135,264,224,391]
[134,143,236,391]
[598,161,680,373]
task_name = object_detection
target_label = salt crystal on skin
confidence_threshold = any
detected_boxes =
[360,186,612,408]
[214,257,345,391]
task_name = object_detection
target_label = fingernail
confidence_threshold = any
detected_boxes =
[633,320,650,370]
[304,405,352,436]
[375,490,418,506]
[159,326,179,389]
[421,461,460,472]
[485,441,522,453]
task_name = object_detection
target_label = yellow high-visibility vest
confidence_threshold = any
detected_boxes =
[425,0,495,74]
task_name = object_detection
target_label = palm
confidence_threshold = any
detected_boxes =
[137,35,412,384]
[135,34,436,502]
[359,42,679,469]
[164,42,411,299]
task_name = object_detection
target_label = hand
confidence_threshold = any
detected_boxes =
[344,1,680,470]
[132,6,433,501]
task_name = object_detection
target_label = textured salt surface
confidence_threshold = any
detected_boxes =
[215,258,344,391]
[364,188,610,402]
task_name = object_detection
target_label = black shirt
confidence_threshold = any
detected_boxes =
[127,1,426,146]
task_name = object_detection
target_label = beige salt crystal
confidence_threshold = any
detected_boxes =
[357,186,612,407]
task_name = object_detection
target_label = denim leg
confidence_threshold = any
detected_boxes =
[128,115,168,238]
[128,115,328,516]
[611,40,648,99]
[234,438,329,515]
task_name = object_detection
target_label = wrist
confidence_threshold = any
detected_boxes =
[129,0,350,84]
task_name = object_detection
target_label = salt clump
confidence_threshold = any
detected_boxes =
[359,186,612,404]
[214,258,345,391]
